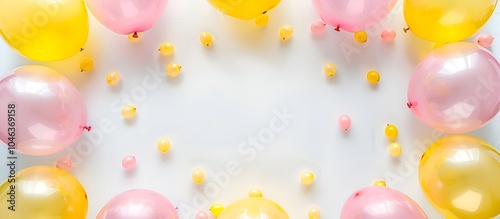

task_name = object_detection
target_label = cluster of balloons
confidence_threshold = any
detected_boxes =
[403,1,500,219]
[0,0,169,61]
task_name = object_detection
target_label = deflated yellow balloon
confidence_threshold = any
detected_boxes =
[404,0,497,42]
[0,0,89,61]
[218,197,289,219]
[207,0,281,20]
[0,166,88,219]
[419,136,500,219]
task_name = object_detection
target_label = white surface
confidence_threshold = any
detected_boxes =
[1,0,500,218]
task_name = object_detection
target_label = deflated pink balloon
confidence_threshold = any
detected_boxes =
[311,0,397,32]
[341,186,428,219]
[97,189,178,219]
[0,65,87,156]
[408,42,500,134]
[85,0,169,35]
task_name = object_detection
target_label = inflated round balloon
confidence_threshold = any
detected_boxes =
[207,0,281,20]
[97,189,178,219]
[408,42,500,134]
[341,186,427,219]
[404,0,497,43]
[311,0,397,32]
[0,166,88,219]
[419,135,500,219]
[85,0,169,35]
[0,65,88,156]
[0,0,89,61]
[218,196,289,218]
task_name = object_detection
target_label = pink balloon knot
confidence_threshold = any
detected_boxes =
[334,26,340,32]
[132,32,139,38]
[407,102,413,109]
[83,126,92,131]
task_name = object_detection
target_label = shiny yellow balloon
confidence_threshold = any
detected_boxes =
[0,0,89,61]
[404,0,497,42]
[207,0,281,20]
[218,197,289,219]
[419,135,500,219]
[0,166,88,219]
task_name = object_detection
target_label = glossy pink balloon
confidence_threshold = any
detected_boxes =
[0,65,87,156]
[341,186,428,219]
[408,42,500,134]
[311,0,397,32]
[97,189,178,219]
[85,0,168,35]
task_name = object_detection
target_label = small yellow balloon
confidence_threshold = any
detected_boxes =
[0,166,88,218]
[218,197,289,218]
[210,203,225,216]
[404,0,497,42]
[419,135,500,219]
[0,0,89,61]
[207,0,281,20]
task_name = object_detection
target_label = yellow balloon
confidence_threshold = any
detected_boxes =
[0,0,89,61]
[419,135,500,219]
[404,0,497,42]
[218,197,289,218]
[0,166,88,219]
[207,0,281,20]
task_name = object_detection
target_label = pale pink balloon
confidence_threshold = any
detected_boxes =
[381,28,396,42]
[310,20,326,35]
[85,0,169,35]
[121,155,136,170]
[477,34,494,48]
[97,189,178,219]
[408,42,500,134]
[338,114,351,131]
[0,65,87,156]
[341,186,428,219]
[311,0,397,32]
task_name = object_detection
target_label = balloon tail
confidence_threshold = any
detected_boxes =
[262,11,267,14]
[80,48,84,52]
[83,126,92,131]
[407,102,413,108]
[334,26,340,32]
[132,32,139,38]
[403,27,410,33]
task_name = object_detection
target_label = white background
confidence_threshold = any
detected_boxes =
[1,0,500,218]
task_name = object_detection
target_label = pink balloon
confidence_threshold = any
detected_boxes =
[341,186,428,219]
[311,0,397,32]
[408,42,500,134]
[0,65,87,156]
[97,189,178,219]
[85,0,169,35]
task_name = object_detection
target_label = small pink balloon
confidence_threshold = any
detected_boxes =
[341,186,428,219]
[338,115,351,131]
[56,158,73,171]
[477,33,494,48]
[381,29,396,42]
[122,155,137,170]
[86,0,169,35]
[97,189,178,219]
[310,20,326,35]
[0,65,87,156]
[312,0,397,32]
[408,42,500,134]
[195,211,209,219]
